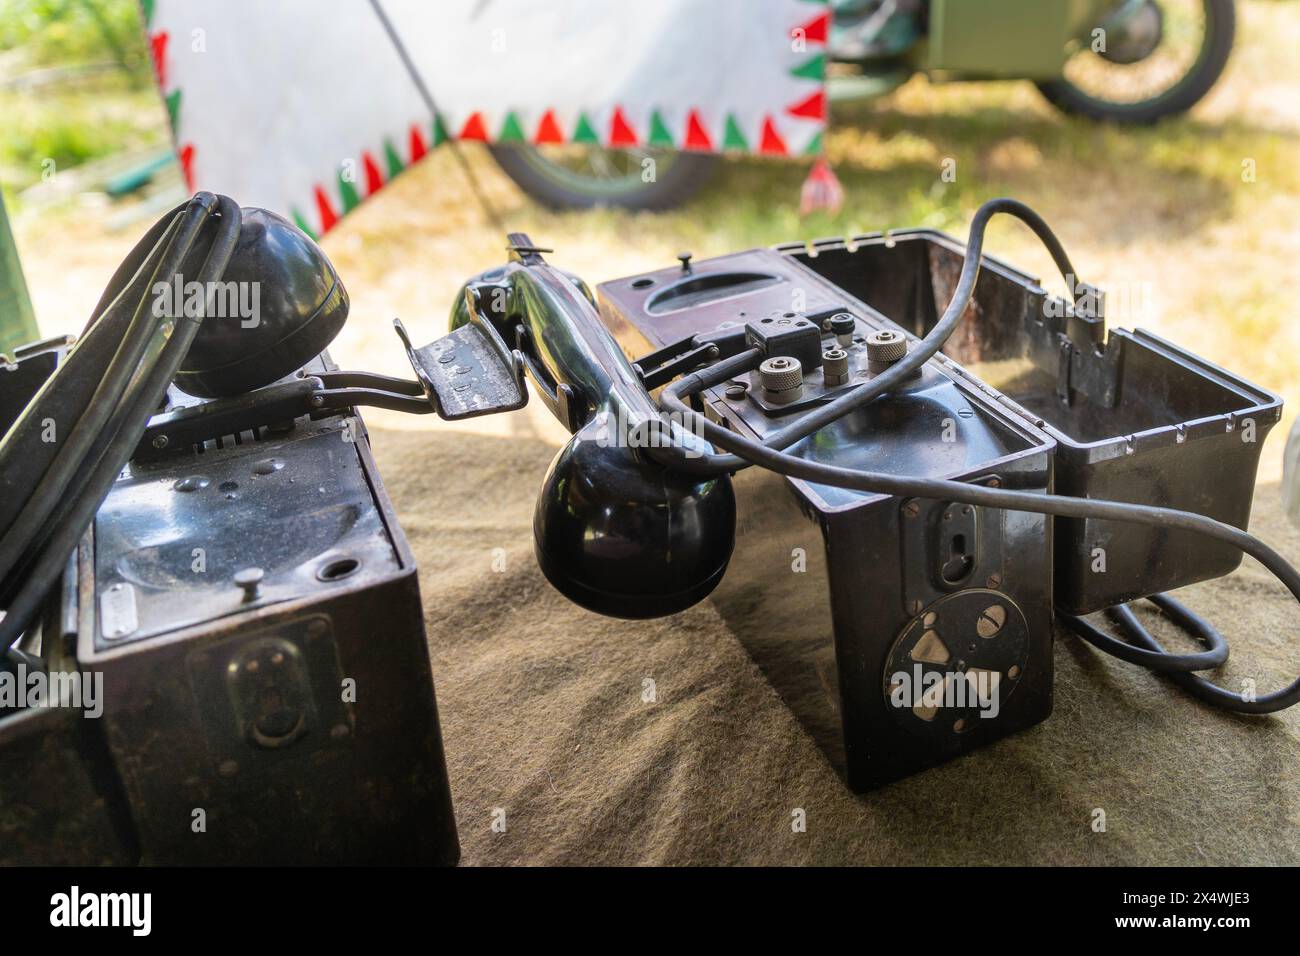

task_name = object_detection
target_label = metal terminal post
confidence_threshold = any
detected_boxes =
[758,356,803,405]
[822,348,849,386]
[866,329,908,374]
[829,313,856,348]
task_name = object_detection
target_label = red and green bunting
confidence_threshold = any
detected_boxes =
[295,123,434,239]
[143,1,196,192]
[148,0,828,238]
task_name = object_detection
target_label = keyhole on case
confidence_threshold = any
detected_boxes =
[941,533,974,584]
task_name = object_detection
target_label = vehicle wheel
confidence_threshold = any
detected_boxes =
[1036,0,1235,124]
[487,144,719,211]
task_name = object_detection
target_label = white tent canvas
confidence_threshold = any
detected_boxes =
[144,0,829,235]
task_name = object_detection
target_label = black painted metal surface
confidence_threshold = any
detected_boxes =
[0,347,460,863]
[598,247,1056,789]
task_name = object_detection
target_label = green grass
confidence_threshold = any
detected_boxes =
[0,0,150,72]
[0,76,166,186]
[0,0,161,189]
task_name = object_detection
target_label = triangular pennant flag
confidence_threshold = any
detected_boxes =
[408,124,428,162]
[787,89,826,121]
[790,53,825,82]
[792,11,830,45]
[459,112,489,141]
[534,109,564,144]
[722,114,749,151]
[684,110,713,151]
[572,112,600,144]
[800,156,844,217]
[141,0,155,25]
[432,114,450,146]
[759,116,788,156]
[647,110,674,148]
[384,139,404,178]
[178,142,195,191]
[149,32,168,88]
[803,131,824,156]
[362,152,384,195]
[164,89,181,129]
[291,208,318,241]
[314,185,338,233]
[337,169,360,212]
[609,107,638,147]
[498,111,527,143]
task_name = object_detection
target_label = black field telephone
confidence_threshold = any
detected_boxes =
[397,199,1293,790]
[2,192,1297,867]
[0,196,455,863]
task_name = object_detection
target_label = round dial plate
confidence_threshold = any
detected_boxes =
[883,589,1029,739]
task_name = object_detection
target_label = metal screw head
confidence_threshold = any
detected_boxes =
[234,567,264,601]
[976,604,1007,638]
[985,573,1002,589]
[151,434,169,449]
[903,501,920,518]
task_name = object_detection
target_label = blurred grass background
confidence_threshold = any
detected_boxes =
[3,0,1299,469]
[1,0,157,179]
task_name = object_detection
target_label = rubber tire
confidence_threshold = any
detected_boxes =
[488,144,720,211]
[1036,0,1235,124]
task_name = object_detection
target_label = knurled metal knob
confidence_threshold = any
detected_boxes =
[865,329,907,365]
[758,356,803,403]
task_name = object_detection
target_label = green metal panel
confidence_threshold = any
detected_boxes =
[927,0,1112,79]
[0,192,40,354]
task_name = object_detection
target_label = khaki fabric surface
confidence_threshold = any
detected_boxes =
[371,425,1300,866]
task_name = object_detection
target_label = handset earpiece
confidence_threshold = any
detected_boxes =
[533,408,736,620]
[470,243,736,619]
[173,208,349,397]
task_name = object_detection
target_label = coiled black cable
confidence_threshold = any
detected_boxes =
[1061,594,1228,674]
[1060,599,1246,711]
[0,193,241,650]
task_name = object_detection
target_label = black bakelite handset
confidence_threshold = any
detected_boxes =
[397,235,736,619]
